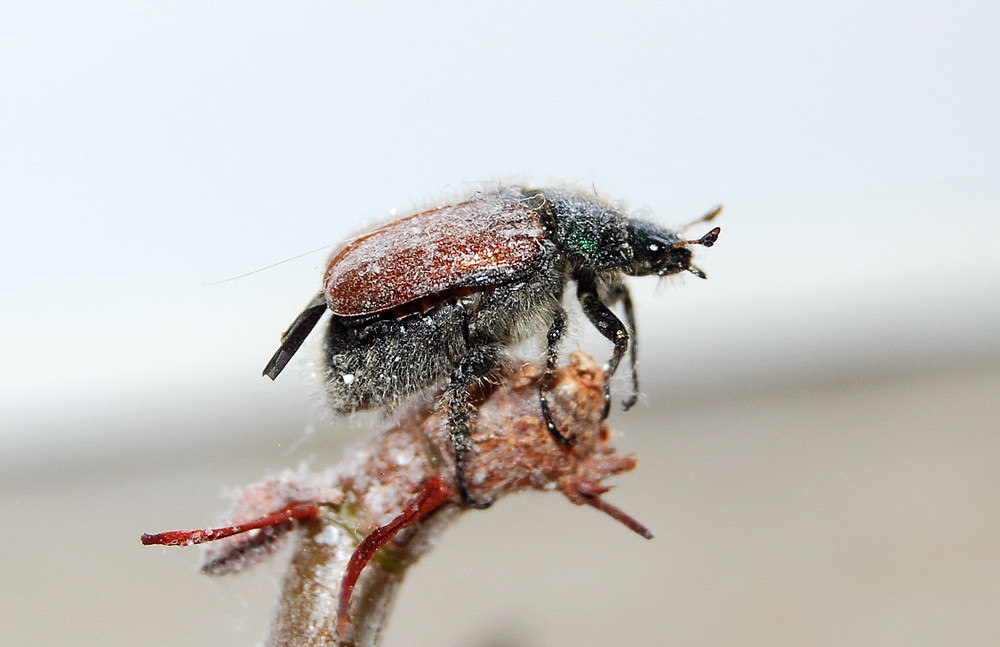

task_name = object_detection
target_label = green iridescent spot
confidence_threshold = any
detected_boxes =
[570,231,597,254]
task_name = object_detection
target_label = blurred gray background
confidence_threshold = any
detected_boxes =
[2,2,999,645]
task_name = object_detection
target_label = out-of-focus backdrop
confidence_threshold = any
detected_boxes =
[3,3,998,645]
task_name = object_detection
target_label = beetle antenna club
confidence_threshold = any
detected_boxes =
[672,225,721,250]
[679,205,723,232]
[669,224,720,279]
[264,187,719,507]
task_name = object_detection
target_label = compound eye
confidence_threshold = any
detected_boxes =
[644,238,673,266]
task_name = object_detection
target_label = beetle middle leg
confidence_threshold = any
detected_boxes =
[446,344,502,509]
[576,275,635,419]
[539,307,571,446]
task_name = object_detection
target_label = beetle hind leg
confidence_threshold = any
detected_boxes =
[446,344,502,509]
[263,291,327,380]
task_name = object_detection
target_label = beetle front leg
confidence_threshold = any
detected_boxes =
[446,344,502,509]
[605,283,639,411]
[576,276,631,419]
[539,307,571,446]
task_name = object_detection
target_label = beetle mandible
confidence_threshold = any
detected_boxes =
[264,186,720,507]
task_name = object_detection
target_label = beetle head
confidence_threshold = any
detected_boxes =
[624,221,720,279]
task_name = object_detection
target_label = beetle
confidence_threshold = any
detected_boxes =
[264,186,719,507]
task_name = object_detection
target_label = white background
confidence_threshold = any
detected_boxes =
[2,2,998,646]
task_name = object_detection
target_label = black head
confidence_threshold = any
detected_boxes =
[623,219,721,279]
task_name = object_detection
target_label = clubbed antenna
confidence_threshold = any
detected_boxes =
[680,205,723,232]
[672,225,721,250]
[673,222,721,279]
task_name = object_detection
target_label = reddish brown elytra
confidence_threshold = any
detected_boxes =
[325,198,546,317]
[263,187,720,507]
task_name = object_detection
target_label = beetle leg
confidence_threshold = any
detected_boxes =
[606,283,639,411]
[447,344,502,509]
[539,307,571,446]
[576,276,631,420]
[263,291,327,380]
